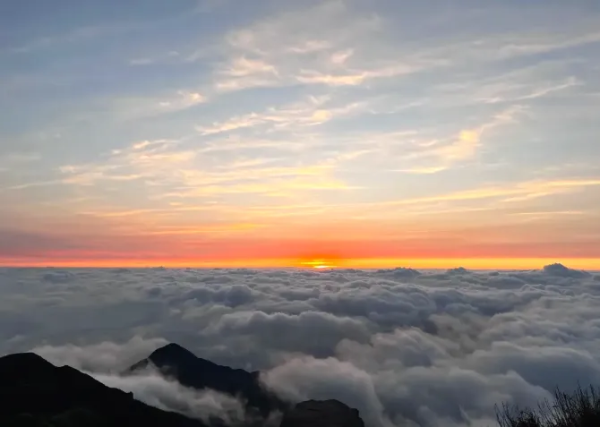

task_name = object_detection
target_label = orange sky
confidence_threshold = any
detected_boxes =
[2,223,600,270]
[2,256,600,271]
[2,206,600,270]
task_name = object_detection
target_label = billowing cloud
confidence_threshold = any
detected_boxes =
[33,336,168,372]
[92,370,250,426]
[1,266,599,426]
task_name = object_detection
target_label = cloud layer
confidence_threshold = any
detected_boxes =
[1,265,600,426]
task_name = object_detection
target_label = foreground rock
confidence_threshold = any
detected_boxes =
[280,400,365,427]
[128,343,288,417]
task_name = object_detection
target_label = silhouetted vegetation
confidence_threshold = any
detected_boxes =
[497,385,600,427]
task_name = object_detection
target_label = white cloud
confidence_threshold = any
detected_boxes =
[195,97,366,136]
[111,90,207,121]
[93,370,249,425]
[331,49,354,65]
[393,105,526,174]
[33,336,168,372]
[210,0,411,91]
[1,266,600,426]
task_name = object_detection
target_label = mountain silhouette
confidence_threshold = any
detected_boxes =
[127,343,289,417]
[0,352,205,427]
[1,345,365,427]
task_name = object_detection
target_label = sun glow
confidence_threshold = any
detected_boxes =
[299,258,337,269]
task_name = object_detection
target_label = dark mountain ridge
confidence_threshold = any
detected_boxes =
[0,352,205,427]
[127,343,289,417]
[1,344,364,427]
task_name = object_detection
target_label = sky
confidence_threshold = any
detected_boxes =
[1,0,599,269]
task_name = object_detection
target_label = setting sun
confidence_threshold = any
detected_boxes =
[299,259,338,269]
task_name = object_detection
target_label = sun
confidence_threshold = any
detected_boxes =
[299,258,337,269]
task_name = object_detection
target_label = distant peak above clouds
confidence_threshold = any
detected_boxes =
[543,263,591,278]
[127,343,289,418]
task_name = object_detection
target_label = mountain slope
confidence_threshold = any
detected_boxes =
[0,352,205,427]
[1,346,366,427]
[127,343,288,417]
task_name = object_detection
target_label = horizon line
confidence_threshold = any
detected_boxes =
[1,257,599,271]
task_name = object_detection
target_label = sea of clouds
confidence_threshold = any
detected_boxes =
[1,264,600,427]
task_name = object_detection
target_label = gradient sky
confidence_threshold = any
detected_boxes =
[1,0,599,268]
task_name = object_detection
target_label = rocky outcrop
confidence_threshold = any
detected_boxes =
[280,400,365,427]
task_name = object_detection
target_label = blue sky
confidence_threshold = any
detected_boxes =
[1,0,599,267]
